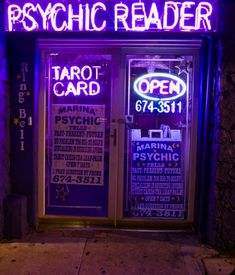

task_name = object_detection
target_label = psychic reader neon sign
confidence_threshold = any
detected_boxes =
[5,1,216,32]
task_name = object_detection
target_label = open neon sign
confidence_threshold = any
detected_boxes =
[134,73,186,101]
[52,65,102,97]
[5,1,216,32]
[133,73,186,114]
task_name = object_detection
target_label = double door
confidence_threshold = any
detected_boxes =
[37,39,200,226]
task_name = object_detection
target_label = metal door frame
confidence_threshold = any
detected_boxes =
[35,39,201,228]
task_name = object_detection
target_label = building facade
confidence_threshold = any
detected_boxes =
[0,0,234,250]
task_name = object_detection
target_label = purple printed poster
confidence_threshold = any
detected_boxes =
[129,138,185,219]
[50,104,105,186]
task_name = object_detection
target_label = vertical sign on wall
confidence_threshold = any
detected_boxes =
[8,35,35,224]
[13,62,33,152]
[9,35,34,194]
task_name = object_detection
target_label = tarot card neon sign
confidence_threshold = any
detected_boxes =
[5,1,216,32]
[52,65,102,97]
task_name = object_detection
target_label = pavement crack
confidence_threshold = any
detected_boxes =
[76,238,88,275]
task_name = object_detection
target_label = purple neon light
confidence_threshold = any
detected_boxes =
[5,0,217,33]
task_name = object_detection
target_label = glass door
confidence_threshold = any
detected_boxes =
[119,49,199,223]
[37,44,116,219]
[37,40,200,226]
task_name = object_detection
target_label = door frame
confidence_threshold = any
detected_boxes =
[35,39,202,229]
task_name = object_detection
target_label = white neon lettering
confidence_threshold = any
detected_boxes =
[6,2,214,32]
[8,5,22,31]
[149,80,159,94]
[196,2,212,30]
[134,73,186,101]
[85,4,91,30]
[22,3,38,31]
[52,65,102,97]
[81,66,92,80]
[92,66,101,79]
[53,81,102,97]
[114,3,129,31]
[138,79,175,95]
[70,66,80,80]
[159,80,170,94]
[135,99,183,113]
[169,81,180,94]
[51,3,67,31]
[65,82,78,96]
[60,67,70,80]
[53,82,64,96]
[89,82,100,95]
[180,2,196,30]
[139,79,150,94]
[91,2,107,31]
[132,3,146,31]
[52,66,61,80]
[146,3,162,30]
[67,4,84,31]
[53,65,101,81]
[36,3,52,30]
[163,2,179,30]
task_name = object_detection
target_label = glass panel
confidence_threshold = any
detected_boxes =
[45,51,112,217]
[124,54,193,219]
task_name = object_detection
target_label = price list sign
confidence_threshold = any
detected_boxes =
[50,104,105,186]
[130,140,185,219]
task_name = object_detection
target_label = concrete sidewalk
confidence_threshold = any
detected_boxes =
[0,229,234,275]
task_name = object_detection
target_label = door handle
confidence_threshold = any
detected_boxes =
[111,128,117,146]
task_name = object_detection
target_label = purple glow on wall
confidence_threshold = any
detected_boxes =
[5,0,217,33]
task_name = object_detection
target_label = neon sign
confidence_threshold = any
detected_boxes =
[5,1,216,32]
[134,73,186,114]
[52,65,102,97]
[134,73,186,101]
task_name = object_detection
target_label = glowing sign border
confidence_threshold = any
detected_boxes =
[133,73,187,101]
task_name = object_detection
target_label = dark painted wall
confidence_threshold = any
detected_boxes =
[0,0,10,238]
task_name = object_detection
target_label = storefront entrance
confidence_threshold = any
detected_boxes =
[36,39,200,227]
